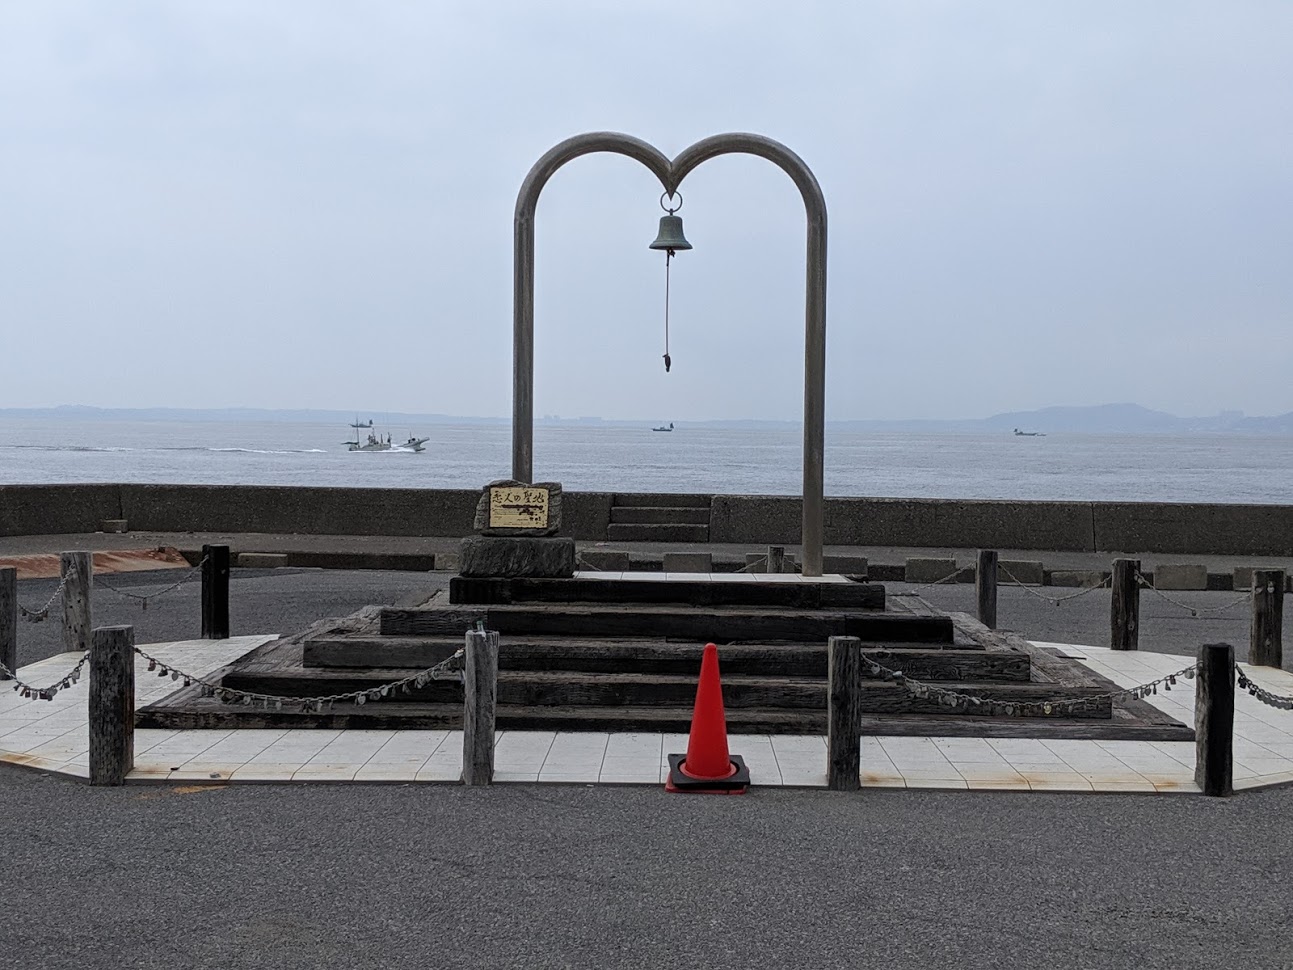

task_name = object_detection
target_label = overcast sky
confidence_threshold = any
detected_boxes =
[2,2,1290,421]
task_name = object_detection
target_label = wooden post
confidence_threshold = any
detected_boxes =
[201,544,231,640]
[827,635,863,791]
[766,546,786,576]
[1250,569,1285,668]
[976,550,998,630]
[60,551,92,655]
[0,567,16,680]
[89,624,135,786]
[1110,558,1139,651]
[1194,642,1234,797]
[461,628,499,786]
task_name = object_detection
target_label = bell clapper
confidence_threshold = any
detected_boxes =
[663,249,672,372]
[648,191,691,375]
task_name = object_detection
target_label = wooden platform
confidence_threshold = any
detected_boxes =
[137,580,1191,741]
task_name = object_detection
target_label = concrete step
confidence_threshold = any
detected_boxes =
[448,575,886,609]
[379,603,955,643]
[606,523,709,543]
[609,506,711,525]
[612,492,712,508]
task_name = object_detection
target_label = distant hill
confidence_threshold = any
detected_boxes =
[2,403,1291,434]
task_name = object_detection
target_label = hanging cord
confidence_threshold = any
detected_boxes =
[662,249,672,372]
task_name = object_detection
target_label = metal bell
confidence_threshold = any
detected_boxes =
[649,214,691,254]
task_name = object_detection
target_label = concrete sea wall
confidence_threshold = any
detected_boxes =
[2,484,1292,555]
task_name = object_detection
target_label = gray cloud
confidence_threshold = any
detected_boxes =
[1,1,1289,420]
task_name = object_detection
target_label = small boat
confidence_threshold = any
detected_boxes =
[402,436,429,453]
[653,422,674,432]
[349,418,374,429]
[346,420,392,451]
[1013,428,1045,437]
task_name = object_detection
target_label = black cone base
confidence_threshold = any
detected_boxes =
[664,753,750,794]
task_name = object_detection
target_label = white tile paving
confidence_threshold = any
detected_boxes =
[4,636,1293,794]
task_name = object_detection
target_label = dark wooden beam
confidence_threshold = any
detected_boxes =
[380,604,953,644]
[89,625,134,786]
[1194,642,1234,796]
[827,636,862,791]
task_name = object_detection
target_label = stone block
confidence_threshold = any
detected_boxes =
[435,551,461,573]
[823,555,868,576]
[710,496,801,544]
[1093,502,1293,556]
[1231,567,1289,591]
[662,552,712,573]
[1049,570,1105,588]
[999,560,1043,586]
[825,497,1094,552]
[561,492,612,540]
[459,536,575,578]
[100,519,128,534]
[236,552,288,568]
[116,483,479,537]
[0,484,121,537]
[472,480,562,537]
[905,558,958,584]
[744,553,765,573]
[1152,563,1208,590]
[579,550,630,572]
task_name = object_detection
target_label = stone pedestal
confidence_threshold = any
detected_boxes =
[459,536,576,578]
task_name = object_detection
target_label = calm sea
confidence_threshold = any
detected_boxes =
[1,418,1291,504]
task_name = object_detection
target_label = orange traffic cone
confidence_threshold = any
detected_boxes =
[665,643,750,794]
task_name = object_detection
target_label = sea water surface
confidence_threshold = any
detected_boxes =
[1,418,1291,504]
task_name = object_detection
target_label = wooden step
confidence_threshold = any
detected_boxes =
[448,576,885,609]
[137,699,821,734]
[610,506,711,525]
[222,666,819,710]
[137,698,1188,739]
[221,666,1102,716]
[303,635,1027,682]
[379,603,955,643]
[606,523,709,542]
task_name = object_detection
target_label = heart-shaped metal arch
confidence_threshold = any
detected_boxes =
[511,132,827,575]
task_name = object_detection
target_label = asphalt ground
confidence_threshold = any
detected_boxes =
[9,568,448,667]
[1,770,1290,970]
[5,571,1293,967]
[5,529,1293,577]
[908,581,1290,666]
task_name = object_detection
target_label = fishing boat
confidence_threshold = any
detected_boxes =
[653,422,674,432]
[402,436,429,453]
[348,429,391,452]
[1013,428,1045,437]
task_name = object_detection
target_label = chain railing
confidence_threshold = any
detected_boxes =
[1236,668,1293,710]
[861,648,1200,717]
[1135,570,1250,618]
[132,644,465,712]
[998,564,1111,605]
[904,565,972,591]
[18,573,68,624]
[94,556,208,611]
[0,652,89,701]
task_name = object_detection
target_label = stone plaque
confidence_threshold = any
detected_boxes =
[473,479,562,537]
[489,486,549,530]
